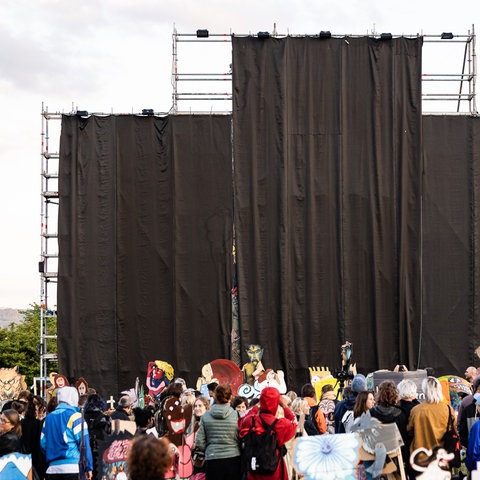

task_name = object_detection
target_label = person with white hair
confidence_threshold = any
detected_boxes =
[397,379,420,478]
[406,377,454,455]
[40,386,94,479]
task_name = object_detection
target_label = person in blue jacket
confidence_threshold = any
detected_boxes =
[40,386,93,480]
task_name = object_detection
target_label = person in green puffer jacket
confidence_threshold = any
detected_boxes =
[195,383,241,480]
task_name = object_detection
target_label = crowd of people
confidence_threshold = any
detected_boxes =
[1,366,480,480]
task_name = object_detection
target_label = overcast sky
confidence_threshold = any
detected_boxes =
[0,0,477,309]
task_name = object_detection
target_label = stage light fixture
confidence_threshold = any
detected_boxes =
[380,33,392,40]
[319,31,332,39]
[441,32,454,39]
[142,109,154,116]
[196,29,209,38]
[257,31,270,39]
[76,110,89,117]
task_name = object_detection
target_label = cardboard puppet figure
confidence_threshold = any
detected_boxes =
[162,396,194,479]
[0,367,27,402]
[75,377,88,396]
[146,360,174,405]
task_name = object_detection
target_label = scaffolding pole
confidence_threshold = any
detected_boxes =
[171,27,477,115]
[39,103,59,398]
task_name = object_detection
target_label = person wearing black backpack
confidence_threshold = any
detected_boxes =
[238,387,297,480]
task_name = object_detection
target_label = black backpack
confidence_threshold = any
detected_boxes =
[241,415,281,474]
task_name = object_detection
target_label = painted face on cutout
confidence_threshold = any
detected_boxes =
[163,397,192,439]
[246,344,263,366]
[147,362,171,399]
[201,363,214,380]
[54,375,69,388]
[76,377,88,396]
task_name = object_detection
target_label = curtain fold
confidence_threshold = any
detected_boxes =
[58,114,233,395]
[233,36,423,386]
[421,115,480,372]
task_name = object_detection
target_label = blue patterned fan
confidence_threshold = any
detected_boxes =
[293,433,360,480]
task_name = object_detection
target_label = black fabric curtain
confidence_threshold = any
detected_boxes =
[57,41,480,395]
[422,115,480,373]
[58,114,233,395]
[233,36,423,386]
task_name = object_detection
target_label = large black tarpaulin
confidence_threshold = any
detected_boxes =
[421,115,480,373]
[58,114,233,395]
[233,36,423,385]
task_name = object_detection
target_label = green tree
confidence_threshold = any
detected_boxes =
[0,303,57,388]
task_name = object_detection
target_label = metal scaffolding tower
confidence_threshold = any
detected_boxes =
[171,26,477,115]
[38,103,60,396]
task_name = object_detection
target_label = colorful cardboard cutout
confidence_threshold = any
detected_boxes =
[257,369,287,393]
[121,388,138,409]
[162,397,194,479]
[146,360,174,404]
[196,362,219,391]
[294,434,360,479]
[438,375,472,412]
[309,366,332,385]
[309,367,340,402]
[75,377,88,396]
[0,452,32,480]
[97,430,133,480]
[410,447,453,479]
[53,374,70,388]
[0,367,27,401]
[237,381,261,399]
[242,344,265,385]
[197,359,243,395]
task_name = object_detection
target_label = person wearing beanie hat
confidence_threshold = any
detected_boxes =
[238,387,297,480]
[350,374,367,394]
[41,386,94,479]
[333,374,366,434]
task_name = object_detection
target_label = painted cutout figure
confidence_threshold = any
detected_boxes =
[242,344,265,385]
[146,361,174,405]
[162,397,194,479]
[75,377,88,396]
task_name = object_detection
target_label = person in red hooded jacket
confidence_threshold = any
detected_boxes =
[238,387,297,480]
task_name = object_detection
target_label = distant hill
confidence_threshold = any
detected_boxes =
[0,308,23,328]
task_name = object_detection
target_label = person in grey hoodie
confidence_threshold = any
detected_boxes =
[195,383,241,480]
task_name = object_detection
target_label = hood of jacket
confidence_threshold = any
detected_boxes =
[371,404,401,422]
[344,394,357,410]
[259,387,280,415]
[57,386,79,407]
[210,403,235,419]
